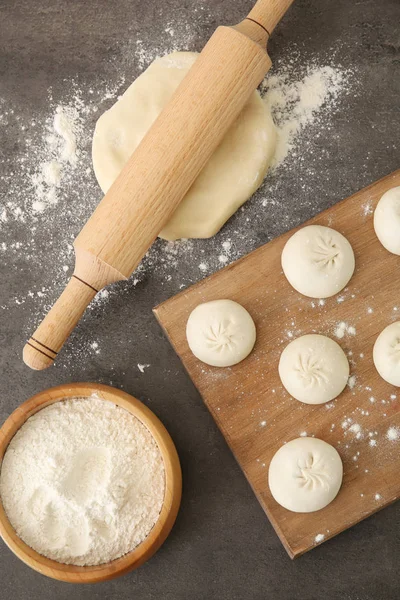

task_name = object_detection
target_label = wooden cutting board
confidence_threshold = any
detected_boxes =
[153,170,400,558]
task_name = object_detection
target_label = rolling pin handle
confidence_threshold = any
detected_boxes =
[247,0,295,35]
[23,276,98,370]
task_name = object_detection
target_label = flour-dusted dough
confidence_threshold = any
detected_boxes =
[268,437,343,513]
[186,299,256,367]
[373,321,400,386]
[281,225,355,298]
[92,52,277,241]
[278,334,349,404]
[373,187,400,255]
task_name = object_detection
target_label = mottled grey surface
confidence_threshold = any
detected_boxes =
[0,0,399,598]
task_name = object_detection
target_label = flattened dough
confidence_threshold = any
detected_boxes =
[281,225,355,298]
[373,186,400,255]
[186,299,256,367]
[92,52,277,241]
[278,334,349,404]
[373,321,400,386]
[268,437,343,513]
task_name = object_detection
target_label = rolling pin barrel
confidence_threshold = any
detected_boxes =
[74,25,272,276]
[23,0,294,370]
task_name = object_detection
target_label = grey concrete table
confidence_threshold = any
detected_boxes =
[0,0,399,598]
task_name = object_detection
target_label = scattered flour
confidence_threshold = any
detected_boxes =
[347,375,357,390]
[137,363,151,373]
[349,423,361,435]
[314,533,325,544]
[263,64,352,168]
[334,321,357,339]
[53,106,78,164]
[30,104,84,213]
[90,341,100,354]
[334,322,346,339]
[199,262,209,273]
[386,426,400,441]
[0,397,165,566]
[362,201,373,217]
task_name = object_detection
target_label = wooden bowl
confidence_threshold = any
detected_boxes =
[0,383,182,583]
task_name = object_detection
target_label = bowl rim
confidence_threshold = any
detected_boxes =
[0,382,182,583]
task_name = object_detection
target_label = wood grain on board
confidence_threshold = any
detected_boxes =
[154,170,400,558]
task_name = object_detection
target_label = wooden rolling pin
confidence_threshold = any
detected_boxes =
[23,0,294,370]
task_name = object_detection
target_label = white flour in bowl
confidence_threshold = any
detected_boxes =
[0,397,165,566]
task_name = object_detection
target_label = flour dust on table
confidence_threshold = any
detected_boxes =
[262,62,352,170]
